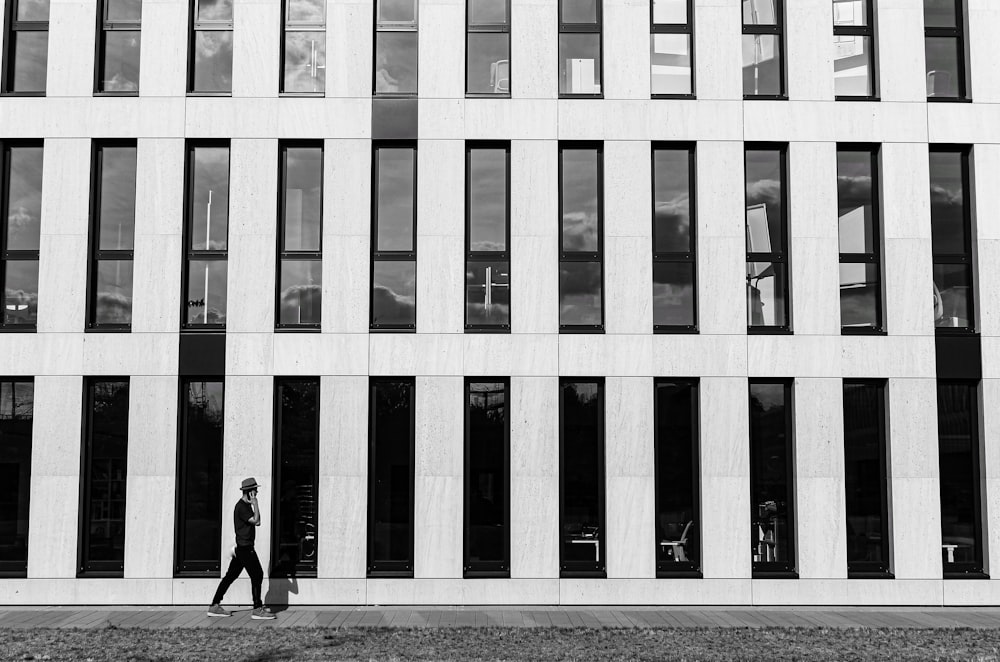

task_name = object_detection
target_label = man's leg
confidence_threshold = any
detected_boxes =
[243,547,265,609]
[211,553,246,606]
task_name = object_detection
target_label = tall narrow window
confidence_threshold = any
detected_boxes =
[272,378,319,578]
[924,0,966,100]
[374,0,417,95]
[837,145,882,333]
[465,379,509,577]
[1,142,43,330]
[371,143,416,330]
[2,0,48,94]
[749,380,795,576]
[183,142,230,329]
[368,378,414,576]
[0,378,32,577]
[938,381,984,576]
[745,145,789,331]
[558,0,601,97]
[467,0,509,96]
[88,141,137,330]
[650,0,693,97]
[654,379,700,576]
[742,0,783,98]
[466,143,510,331]
[277,142,322,329]
[559,143,603,331]
[843,380,890,577]
[653,144,696,331]
[929,147,974,332]
[96,0,141,94]
[833,0,875,99]
[175,379,224,575]
[560,378,605,578]
[79,379,129,576]
[281,0,325,94]
[189,0,233,94]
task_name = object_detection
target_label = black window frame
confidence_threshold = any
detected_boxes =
[463,377,511,578]
[652,142,697,333]
[370,141,417,332]
[650,0,695,99]
[373,0,418,98]
[94,0,141,96]
[925,0,968,102]
[930,144,975,335]
[279,0,326,95]
[745,143,791,334]
[0,139,43,332]
[558,0,603,99]
[832,0,878,101]
[276,140,323,331]
[187,0,234,96]
[465,141,511,333]
[837,143,884,335]
[465,0,510,98]
[0,376,33,578]
[1,0,48,96]
[742,0,785,99]
[559,141,604,333]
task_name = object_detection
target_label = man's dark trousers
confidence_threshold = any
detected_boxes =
[212,546,264,608]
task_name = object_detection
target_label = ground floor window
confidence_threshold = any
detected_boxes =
[654,379,700,576]
[0,378,32,576]
[560,378,605,578]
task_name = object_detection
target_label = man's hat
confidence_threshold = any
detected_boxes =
[240,477,260,492]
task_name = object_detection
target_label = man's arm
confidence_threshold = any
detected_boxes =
[249,495,261,526]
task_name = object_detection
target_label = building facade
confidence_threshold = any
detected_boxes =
[1,0,1000,606]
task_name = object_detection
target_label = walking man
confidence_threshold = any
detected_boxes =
[207,477,276,619]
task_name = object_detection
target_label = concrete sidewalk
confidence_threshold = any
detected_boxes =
[0,606,999,629]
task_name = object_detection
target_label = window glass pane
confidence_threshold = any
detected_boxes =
[100,31,140,92]
[467,33,509,95]
[833,0,867,26]
[933,263,972,329]
[561,380,603,575]
[653,262,694,327]
[0,380,32,574]
[82,380,129,571]
[559,34,601,95]
[106,0,141,22]
[5,146,44,251]
[743,0,777,25]
[370,380,413,572]
[745,150,784,253]
[843,381,888,573]
[937,382,981,570]
[375,32,418,94]
[929,151,966,255]
[561,0,597,24]
[95,260,134,325]
[376,148,415,251]
[278,259,322,325]
[742,34,781,96]
[197,0,232,22]
[283,32,326,93]
[840,263,879,329]
[15,0,49,21]
[467,381,508,571]
[3,260,38,325]
[650,34,692,96]
[653,149,691,253]
[372,260,416,326]
[193,30,233,93]
[560,261,602,326]
[653,0,687,24]
[655,381,698,570]
[561,149,599,252]
[466,260,509,327]
[185,260,228,325]
[747,261,787,327]
[377,0,416,24]
[834,35,872,97]
[273,380,319,577]
[469,0,508,25]
[837,151,874,254]
[177,381,224,572]
[98,146,137,250]
[924,0,957,28]
[287,0,324,23]
[925,37,961,97]
[8,31,47,93]
[189,146,230,251]
[283,147,322,251]
[749,382,793,571]
[469,148,507,251]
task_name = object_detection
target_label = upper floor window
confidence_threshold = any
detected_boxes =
[374,0,417,96]
[929,147,974,332]
[96,0,141,94]
[371,143,416,330]
[466,142,510,331]
[2,0,49,94]
[182,141,230,328]
[188,0,233,94]
[559,0,601,97]
[924,0,967,100]
[745,145,789,332]
[837,145,882,333]
[559,143,603,331]
[833,0,875,99]
[467,0,509,96]
[742,0,784,98]
[650,0,693,97]
[277,141,322,329]
[652,144,696,331]
[281,0,325,94]
[1,141,43,329]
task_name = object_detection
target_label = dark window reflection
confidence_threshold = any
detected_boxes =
[8,31,48,93]
[655,380,699,575]
[80,379,129,575]
[98,147,137,251]
[197,0,233,21]
[189,147,230,251]
[192,30,233,93]
[99,31,140,93]
[839,263,879,329]
[843,381,890,576]
[95,260,133,325]
[746,261,786,328]
[5,146,44,251]
[278,143,322,329]
[749,380,795,574]
[16,0,50,22]
[186,259,228,325]
[372,260,415,327]
[929,149,974,331]
[924,0,965,100]
[283,147,322,252]
[376,148,415,252]
[746,147,788,330]
[0,379,32,576]
[469,149,507,252]
[924,0,957,28]
[560,379,605,577]
[176,380,224,575]
[91,143,136,328]
[470,0,506,24]
[465,380,509,576]
[937,382,983,575]
[561,0,597,24]
[467,261,509,327]
[467,32,509,95]
[3,260,38,326]
[559,144,602,330]
[375,32,417,95]
[279,260,321,326]
[653,262,694,327]
[559,33,601,95]
[653,149,691,254]
[933,263,972,329]
[837,148,881,331]
[560,261,602,327]
[369,379,414,575]
[928,151,966,255]
[273,379,319,577]
[107,0,141,22]
[378,0,416,23]
[372,144,416,330]
[561,149,599,253]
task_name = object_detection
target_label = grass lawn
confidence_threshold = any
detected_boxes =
[2,626,999,661]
